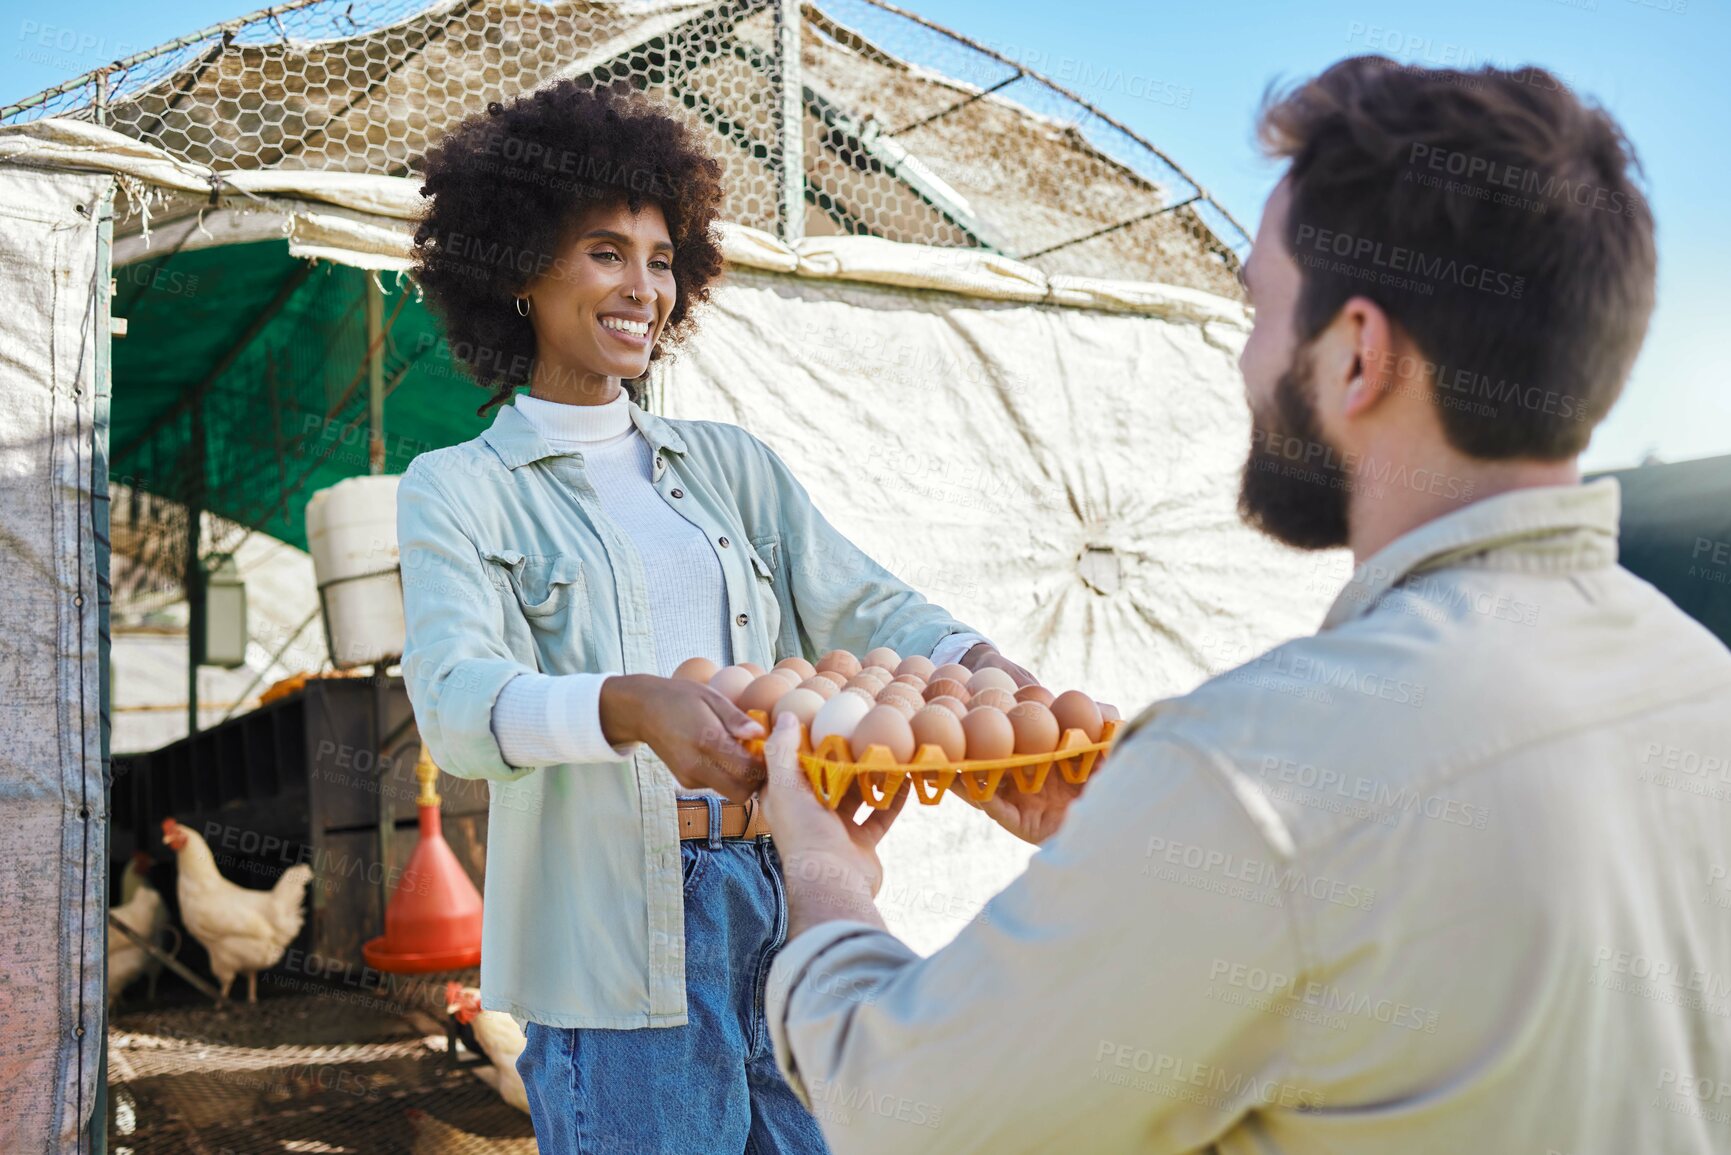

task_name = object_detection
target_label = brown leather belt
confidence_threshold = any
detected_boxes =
[677,797,772,841]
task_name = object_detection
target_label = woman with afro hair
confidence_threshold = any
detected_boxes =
[398,80,1033,1153]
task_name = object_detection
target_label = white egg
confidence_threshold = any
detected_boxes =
[809,691,873,750]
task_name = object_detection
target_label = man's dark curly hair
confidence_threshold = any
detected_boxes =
[412,81,726,416]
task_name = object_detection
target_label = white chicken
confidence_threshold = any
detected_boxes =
[108,852,170,1006]
[445,982,530,1114]
[161,817,314,1006]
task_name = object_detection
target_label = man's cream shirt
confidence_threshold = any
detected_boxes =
[769,479,1731,1154]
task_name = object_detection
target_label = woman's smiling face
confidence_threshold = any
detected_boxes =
[523,199,677,397]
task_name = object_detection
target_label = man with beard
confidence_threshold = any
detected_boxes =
[753,56,1731,1155]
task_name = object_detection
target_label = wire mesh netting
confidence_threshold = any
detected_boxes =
[3,0,1248,291]
[7,0,1254,607]
[109,985,538,1154]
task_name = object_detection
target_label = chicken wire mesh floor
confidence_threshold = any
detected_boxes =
[108,983,538,1154]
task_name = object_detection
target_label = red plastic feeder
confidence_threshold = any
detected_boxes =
[364,748,483,972]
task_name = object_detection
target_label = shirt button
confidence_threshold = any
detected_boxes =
[718,536,730,548]
[736,613,749,627]
[671,488,684,499]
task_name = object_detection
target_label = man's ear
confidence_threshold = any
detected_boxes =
[1334,296,1397,421]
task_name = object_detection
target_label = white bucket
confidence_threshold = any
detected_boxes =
[306,474,404,669]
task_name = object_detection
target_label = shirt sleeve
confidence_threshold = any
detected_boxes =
[490,672,640,768]
[752,436,981,662]
[766,730,1309,1155]
[928,631,990,669]
[397,463,543,782]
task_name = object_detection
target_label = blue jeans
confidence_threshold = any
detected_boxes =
[517,798,830,1155]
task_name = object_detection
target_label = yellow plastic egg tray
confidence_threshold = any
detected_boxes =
[743,709,1119,810]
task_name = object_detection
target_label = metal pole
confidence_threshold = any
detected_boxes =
[775,0,805,246]
[374,665,394,924]
[186,406,204,737]
[106,913,222,1003]
[367,276,384,474]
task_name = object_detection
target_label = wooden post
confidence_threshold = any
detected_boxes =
[367,276,385,475]
[776,0,805,246]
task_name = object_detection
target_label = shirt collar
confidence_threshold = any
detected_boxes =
[1322,477,1622,631]
[479,392,688,470]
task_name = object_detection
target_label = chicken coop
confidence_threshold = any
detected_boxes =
[0,1,1343,1151]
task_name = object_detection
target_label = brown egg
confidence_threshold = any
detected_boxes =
[1014,684,1056,707]
[851,706,916,762]
[877,696,919,721]
[775,656,818,681]
[1050,690,1104,742]
[961,707,1015,761]
[708,665,756,702]
[739,674,794,713]
[740,662,766,678]
[844,674,885,696]
[932,663,973,684]
[799,676,840,701]
[816,650,862,678]
[840,686,878,706]
[769,666,804,685]
[892,673,929,690]
[923,678,973,707]
[971,687,1017,712]
[875,693,918,717]
[771,688,826,728]
[863,647,902,673]
[895,655,936,680]
[1098,701,1121,722]
[927,695,970,719]
[674,657,719,683]
[967,667,1019,695]
[817,669,849,688]
[910,706,966,761]
[876,684,925,710]
[1007,701,1061,755]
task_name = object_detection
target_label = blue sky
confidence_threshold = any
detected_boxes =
[5,0,1724,470]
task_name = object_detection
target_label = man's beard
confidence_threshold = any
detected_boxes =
[1237,346,1351,550]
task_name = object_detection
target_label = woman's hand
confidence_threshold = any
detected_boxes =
[598,674,766,799]
[959,642,1038,688]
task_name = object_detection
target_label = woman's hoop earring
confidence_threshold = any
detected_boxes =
[515,297,530,317]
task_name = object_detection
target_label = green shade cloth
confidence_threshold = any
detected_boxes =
[112,239,492,551]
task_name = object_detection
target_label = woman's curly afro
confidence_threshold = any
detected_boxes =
[412,81,727,415]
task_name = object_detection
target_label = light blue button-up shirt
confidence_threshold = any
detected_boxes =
[397,400,980,1028]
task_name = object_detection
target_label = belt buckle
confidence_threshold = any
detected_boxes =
[740,795,769,841]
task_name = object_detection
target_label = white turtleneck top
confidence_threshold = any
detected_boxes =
[488,389,988,778]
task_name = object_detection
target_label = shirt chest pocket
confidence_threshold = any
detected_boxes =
[746,536,788,658]
[481,548,589,630]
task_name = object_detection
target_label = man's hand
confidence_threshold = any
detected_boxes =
[960,642,1037,688]
[965,769,1091,846]
[760,712,906,938]
[599,674,765,800]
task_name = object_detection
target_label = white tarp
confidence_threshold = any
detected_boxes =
[661,269,1341,953]
[0,163,111,1153]
[0,117,1344,1004]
